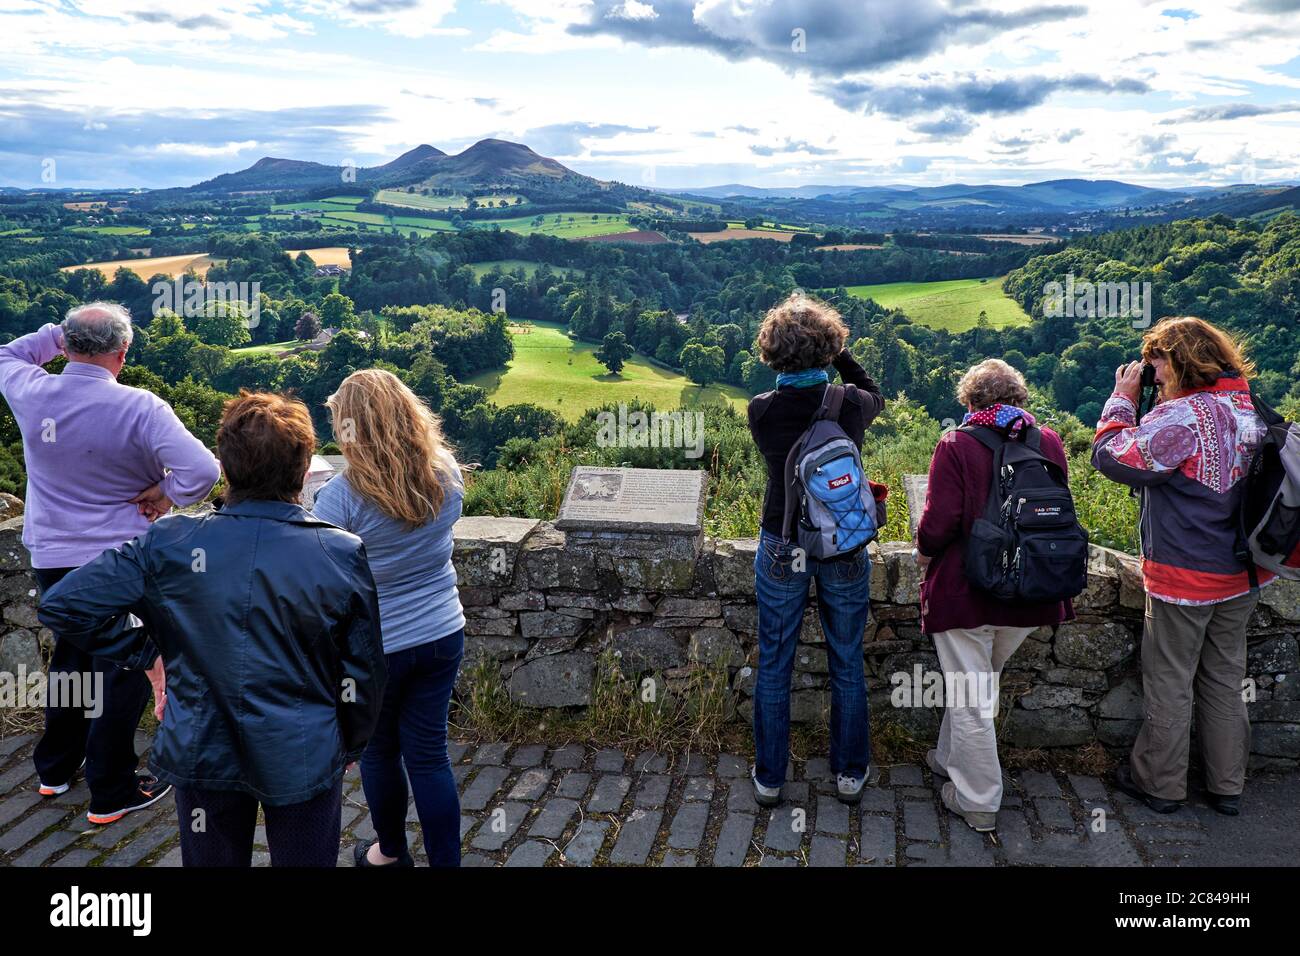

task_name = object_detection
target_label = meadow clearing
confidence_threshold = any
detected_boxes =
[843,275,1030,332]
[465,320,749,421]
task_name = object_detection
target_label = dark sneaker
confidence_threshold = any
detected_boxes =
[751,768,782,807]
[353,838,415,867]
[1112,765,1181,814]
[86,774,172,826]
[38,757,86,797]
[1206,792,1241,816]
[941,782,997,833]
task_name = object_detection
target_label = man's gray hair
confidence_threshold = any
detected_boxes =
[62,302,134,356]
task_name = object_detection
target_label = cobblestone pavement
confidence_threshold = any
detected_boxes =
[1,731,1296,867]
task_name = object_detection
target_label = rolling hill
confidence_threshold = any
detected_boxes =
[177,139,608,199]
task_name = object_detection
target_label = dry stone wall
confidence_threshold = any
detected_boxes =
[452,516,1300,769]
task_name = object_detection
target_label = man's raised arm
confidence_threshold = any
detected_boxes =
[0,323,64,395]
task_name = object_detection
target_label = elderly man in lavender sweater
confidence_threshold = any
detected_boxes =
[0,302,220,825]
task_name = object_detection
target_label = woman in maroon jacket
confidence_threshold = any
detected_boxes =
[915,359,1074,832]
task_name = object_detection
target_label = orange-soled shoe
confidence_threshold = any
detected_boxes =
[38,757,86,797]
[86,774,172,825]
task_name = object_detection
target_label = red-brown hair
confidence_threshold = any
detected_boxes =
[217,391,315,504]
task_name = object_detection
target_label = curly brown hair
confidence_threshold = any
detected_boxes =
[957,359,1029,410]
[756,294,847,373]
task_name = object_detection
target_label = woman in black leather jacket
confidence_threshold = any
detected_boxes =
[39,391,386,867]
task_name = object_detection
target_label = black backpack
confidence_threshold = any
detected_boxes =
[960,424,1089,603]
[1240,388,1300,584]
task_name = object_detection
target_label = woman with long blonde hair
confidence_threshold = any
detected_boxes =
[313,368,466,866]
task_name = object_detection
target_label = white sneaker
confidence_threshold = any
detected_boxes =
[836,769,868,804]
[751,768,782,807]
[38,757,86,797]
[941,781,996,833]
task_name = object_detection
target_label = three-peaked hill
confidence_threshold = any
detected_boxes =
[178,138,609,200]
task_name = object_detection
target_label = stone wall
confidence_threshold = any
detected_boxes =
[451,516,1300,768]
[2,514,1297,767]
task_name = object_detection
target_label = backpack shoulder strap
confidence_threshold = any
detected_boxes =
[818,383,845,422]
[1248,383,1285,428]
[1023,425,1042,451]
[957,424,1004,454]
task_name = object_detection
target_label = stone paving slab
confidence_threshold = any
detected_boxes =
[1,734,1296,867]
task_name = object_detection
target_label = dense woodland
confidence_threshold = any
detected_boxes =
[2,197,1298,550]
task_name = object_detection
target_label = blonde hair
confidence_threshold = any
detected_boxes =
[957,359,1029,410]
[326,369,458,528]
[1141,316,1255,396]
[756,294,848,372]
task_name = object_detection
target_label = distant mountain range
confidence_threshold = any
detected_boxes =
[668,179,1192,211]
[5,138,1297,226]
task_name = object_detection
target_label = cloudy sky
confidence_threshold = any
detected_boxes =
[2,0,1299,190]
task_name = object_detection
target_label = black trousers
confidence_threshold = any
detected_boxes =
[174,781,343,867]
[31,566,152,813]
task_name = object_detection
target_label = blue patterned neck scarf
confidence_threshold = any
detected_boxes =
[776,368,830,389]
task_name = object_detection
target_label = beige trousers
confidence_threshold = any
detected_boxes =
[1131,591,1255,801]
[932,625,1034,813]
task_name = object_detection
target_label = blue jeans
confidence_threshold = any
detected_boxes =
[753,531,872,788]
[360,630,464,867]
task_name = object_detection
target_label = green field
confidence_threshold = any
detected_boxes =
[374,189,523,211]
[270,197,363,212]
[475,213,634,239]
[68,225,150,236]
[466,320,748,420]
[231,339,299,357]
[843,275,1029,331]
[466,259,584,279]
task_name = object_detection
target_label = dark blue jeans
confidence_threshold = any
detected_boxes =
[753,531,872,789]
[360,630,464,867]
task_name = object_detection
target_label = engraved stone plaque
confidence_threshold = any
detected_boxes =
[556,467,707,534]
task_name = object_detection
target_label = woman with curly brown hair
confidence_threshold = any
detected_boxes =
[1094,317,1269,817]
[747,293,885,807]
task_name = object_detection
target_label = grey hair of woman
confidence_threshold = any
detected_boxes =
[62,302,134,356]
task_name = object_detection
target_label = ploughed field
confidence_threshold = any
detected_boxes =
[465,320,748,421]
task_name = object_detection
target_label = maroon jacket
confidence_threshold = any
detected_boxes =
[916,425,1076,635]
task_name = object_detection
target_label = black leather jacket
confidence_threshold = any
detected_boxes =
[38,499,387,806]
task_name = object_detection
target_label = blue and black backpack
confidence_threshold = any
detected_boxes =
[781,383,887,560]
